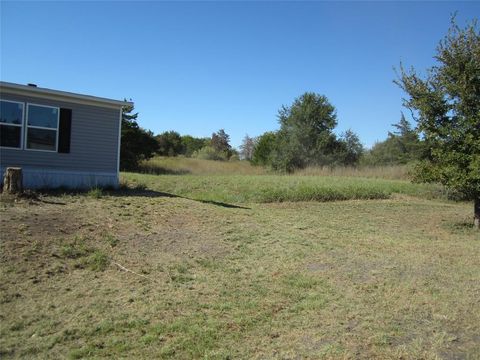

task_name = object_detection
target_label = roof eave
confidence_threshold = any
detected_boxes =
[0,81,133,109]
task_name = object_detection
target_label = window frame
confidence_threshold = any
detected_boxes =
[0,99,25,150]
[25,103,60,153]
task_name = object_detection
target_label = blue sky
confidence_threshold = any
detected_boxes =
[1,1,478,149]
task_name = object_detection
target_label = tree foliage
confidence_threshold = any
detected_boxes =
[194,129,233,160]
[395,17,480,203]
[252,132,277,166]
[181,135,209,157]
[120,102,158,171]
[338,129,364,166]
[211,129,232,154]
[156,131,184,157]
[361,114,425,166]
[271,92,342,171]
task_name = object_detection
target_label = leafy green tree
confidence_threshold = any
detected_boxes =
[395,17,480,228]
[251,131,277,166]
[120,102,158,171]
[338,129,364,166]
[156,131,184,156]
[181,135,209,157]
[361,114,424,166]
[389,113,426,163]
[272,92,339,172]
[361,139,401,166]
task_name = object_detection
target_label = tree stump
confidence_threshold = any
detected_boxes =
[3,167,23,194]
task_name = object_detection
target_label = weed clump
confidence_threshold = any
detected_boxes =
[60,236,110,271]
[87,187,103,199]
[84,250,109,271]
[61,237,92,259]
[103,233,119,247]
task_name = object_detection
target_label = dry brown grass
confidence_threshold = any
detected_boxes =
[295,165,411,180]
[139,156,266,175]
[139,156,410,180]
[0,185,479,359]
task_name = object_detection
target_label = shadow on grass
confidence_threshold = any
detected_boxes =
[192,199,250,209]
[445,220,477,234]
[16,186,250,210]
[108,187,250,209]
[0,190,68,206]
[136,165,191,175]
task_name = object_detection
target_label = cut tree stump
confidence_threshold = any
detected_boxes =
[3,167,23,194]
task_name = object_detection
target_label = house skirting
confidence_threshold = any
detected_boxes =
[0,167,118,189]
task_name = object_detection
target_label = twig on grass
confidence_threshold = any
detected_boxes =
[113,262,160,284]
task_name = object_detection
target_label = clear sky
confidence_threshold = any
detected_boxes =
[1,1,478,149]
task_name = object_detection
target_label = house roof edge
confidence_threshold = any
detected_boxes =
[0,81,134,109]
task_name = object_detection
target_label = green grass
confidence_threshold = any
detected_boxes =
[122,172,445,204]
[87,187,103,199]
[59,235,109,271]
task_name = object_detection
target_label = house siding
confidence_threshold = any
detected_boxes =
[0,91,121,188]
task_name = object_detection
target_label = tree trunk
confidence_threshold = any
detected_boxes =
[3,167,23,194]
[475,197,480,230]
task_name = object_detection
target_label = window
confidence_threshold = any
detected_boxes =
[26,104,59,151]
[0,100,24,148]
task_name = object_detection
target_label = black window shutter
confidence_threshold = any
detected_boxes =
[58,108,72,153]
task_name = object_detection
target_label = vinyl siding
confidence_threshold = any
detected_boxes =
[0,91,120,173]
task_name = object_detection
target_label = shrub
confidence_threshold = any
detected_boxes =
[87,187,103,199]
[192,146,229,161]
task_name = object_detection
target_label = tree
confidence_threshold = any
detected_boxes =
[211,129,231,154]
[389,113,425,163]
[395,17,480,228]
[239,134,255,161]
[156,131,184,156]
[207,129,233,160]
[338,129,364,166]
[361,114,424,166]
[181,135,209,157]
[272,92,339,171]
[120,102,158,171]
[251,131,277,166]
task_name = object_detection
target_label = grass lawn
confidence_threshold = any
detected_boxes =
[1,174,479,359]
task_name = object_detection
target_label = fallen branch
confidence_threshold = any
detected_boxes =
[113,262,159,283]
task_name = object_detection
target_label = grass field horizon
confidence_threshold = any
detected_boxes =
[1,158,479,359]
[139,156,412,180]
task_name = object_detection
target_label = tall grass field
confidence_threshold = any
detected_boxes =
[139,156,411,179]
[139,156,266,175]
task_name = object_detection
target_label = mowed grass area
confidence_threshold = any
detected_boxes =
[1,173,479,359]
